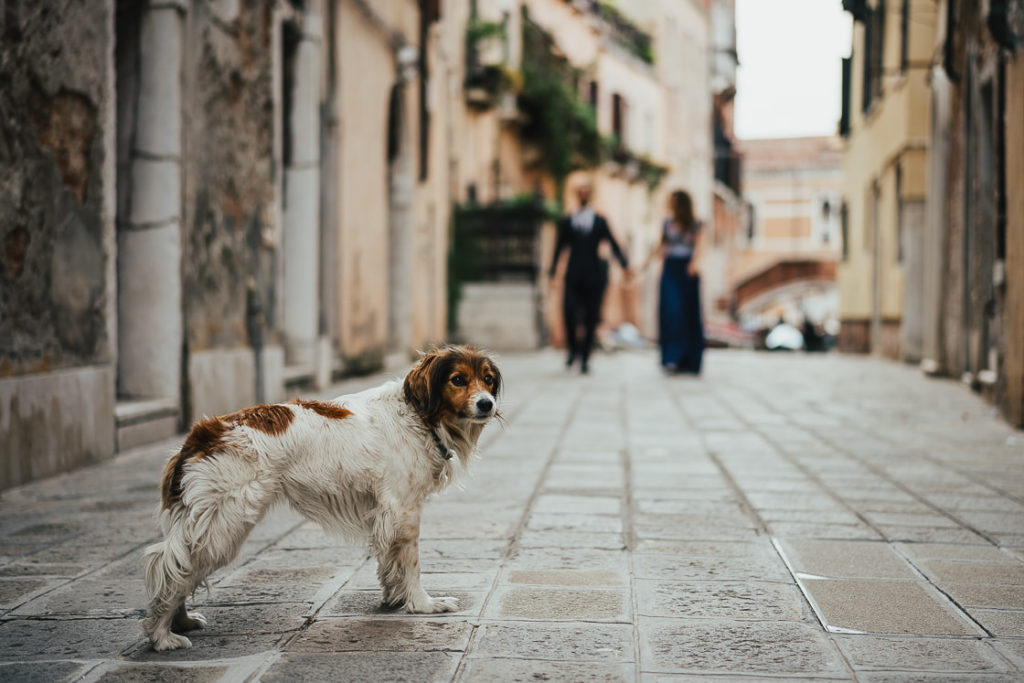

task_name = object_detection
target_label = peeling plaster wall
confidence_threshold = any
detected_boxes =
[0,1,114,376]
[0,0,117,488]
[180,1,279,420]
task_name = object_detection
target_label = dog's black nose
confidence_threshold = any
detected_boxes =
[476,398,493,414]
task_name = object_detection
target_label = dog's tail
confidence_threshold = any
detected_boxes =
[142,505,196,634]
[144,420,226,631]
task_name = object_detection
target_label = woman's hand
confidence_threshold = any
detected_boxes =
[687,261,699,277]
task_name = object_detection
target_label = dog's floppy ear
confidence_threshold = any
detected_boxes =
[403,347,450,423]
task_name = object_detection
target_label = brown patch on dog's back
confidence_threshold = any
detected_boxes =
[160,403,296,510]
[229,404,295,435]
[291,399,353,420]
[161,416,229,510]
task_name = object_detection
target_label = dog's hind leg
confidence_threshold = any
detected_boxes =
[142,514,198,651]
[171,603,207,632]
[143,478,269,650]
[373,506,458,614]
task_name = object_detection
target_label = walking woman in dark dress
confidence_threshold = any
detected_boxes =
[645,190,705,374]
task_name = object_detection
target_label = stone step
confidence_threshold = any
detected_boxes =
[114,396,179,451]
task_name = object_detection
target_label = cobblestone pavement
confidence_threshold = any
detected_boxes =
[2,349,1024,681]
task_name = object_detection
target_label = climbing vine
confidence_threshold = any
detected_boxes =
[517,13,603,194]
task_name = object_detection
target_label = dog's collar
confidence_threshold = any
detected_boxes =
[430,428,456,460]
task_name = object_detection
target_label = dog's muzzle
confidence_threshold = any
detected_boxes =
[473,395,495,419]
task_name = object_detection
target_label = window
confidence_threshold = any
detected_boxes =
[588,80,598,110]
[840,200,849,260]
[864,182,879,252]
[895,163,904,263]
[746,202,756,244]
[862,0,885,112]
[821,198,833,244]
[840,56,851,136]
[899,0,909,73]
[611,93,627,147]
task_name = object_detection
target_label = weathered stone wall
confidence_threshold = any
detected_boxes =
[0,1,114,376]
[0,0,117,489]
[180,1,279,418]
[182,1,277,355]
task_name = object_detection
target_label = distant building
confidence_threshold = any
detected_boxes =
[701,0,744,336]
[733,136,843,331]
[837,0,935,359]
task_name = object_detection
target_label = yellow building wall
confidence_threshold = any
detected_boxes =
[838,2,934,330]
[334,1,394,360]
[332,0,453,360]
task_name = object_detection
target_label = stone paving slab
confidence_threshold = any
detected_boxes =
[638,617,848,676]
[469,621,635,662]
[800,577,984,636]
[0,661,91,682]
[635,579,809,621]
[777,539,919,579]
[833,634,1012,674]
[262,652,459,683]
[2,349,1024,680]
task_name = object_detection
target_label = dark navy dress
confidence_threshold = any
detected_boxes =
[658,219,704,374]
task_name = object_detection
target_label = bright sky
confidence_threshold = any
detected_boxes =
[734,0,853,140]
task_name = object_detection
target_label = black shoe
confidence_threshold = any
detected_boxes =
[566,353,576,368]
[580,361,589,374]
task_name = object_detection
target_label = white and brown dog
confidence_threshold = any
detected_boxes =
[142,345,501,651]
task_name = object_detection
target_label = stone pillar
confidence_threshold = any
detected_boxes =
[117,0,184,400]
[282,6,323,368]
[921,66,951,373]
[388,48,419,355]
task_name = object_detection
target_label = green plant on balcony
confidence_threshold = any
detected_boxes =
[635,154,669,192]
[466,18,506,45]
[602,136,668,192]
[464,18,510,109]
[518,16,603,193]
[595,1,655,65]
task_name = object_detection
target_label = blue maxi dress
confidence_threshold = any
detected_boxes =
[658,220,704,374]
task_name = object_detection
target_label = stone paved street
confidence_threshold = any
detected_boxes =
[2,349,1024,681]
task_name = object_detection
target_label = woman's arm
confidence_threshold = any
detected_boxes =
[640,241,666,272]
[688,223,703,276]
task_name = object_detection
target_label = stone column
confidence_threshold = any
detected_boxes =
[921,66,951,373]
[117,0,184,400]
[282,4,323,369]
[388,47,419,356]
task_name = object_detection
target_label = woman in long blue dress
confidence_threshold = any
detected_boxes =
[647,190,704,374]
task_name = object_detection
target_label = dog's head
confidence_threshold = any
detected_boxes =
[403,345,501,427]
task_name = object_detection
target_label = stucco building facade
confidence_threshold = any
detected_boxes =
[839,0,1024,427]
[837,0,934,359]
[0,0,454,489]
[1,0,732,489]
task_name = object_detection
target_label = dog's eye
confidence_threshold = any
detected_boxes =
[483,375,494,385]
[450,376,467,387]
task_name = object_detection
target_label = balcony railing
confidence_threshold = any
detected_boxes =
[567,0,654,64]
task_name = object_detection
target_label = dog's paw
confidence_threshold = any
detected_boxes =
[406,595,459,614]
[172,610,207,632]
[151,632,193,651]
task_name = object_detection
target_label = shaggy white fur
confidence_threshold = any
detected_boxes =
[142,346,500,651]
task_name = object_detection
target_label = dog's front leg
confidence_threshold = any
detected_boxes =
[373,505,457,614]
